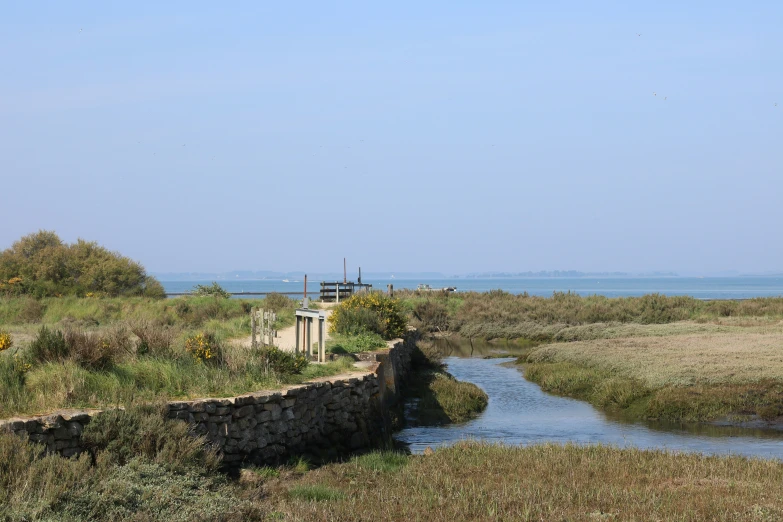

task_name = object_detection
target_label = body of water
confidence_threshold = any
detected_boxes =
[162,276,783,300]
[395,352,783,460]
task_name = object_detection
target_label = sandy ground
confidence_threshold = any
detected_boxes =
[235,308,334,353]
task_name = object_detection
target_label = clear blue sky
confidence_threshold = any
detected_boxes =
[1,1,781,275]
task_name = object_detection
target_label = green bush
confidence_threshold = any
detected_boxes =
[328,292,407,340]
[257,346,308,375]
[0,230,164,298]
[192,282,231,299]
[29,326,68,363]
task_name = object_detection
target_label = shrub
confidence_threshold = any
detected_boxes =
[192,282,231,299]
[184,332,224,364]
[0,330,12,352]
[411,300,450,332]
[130,319,177,357]
[64,325,132,370]
[28,326,68,363]
[329,292,407,340]
[82,404,220,473]
[18,297,45,323]
[256,346,308,375]
[264,292,294,312]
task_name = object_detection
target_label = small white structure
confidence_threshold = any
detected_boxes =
[295,307,327,362]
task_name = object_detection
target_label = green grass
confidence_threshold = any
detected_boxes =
[288,484,346,502]
[524,360,783,423]
[0,346,359,417]
[326,332,387,354]
[0,294,328,417]
[352,451,409,473]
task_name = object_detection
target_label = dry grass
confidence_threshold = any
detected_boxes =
[528,331,783,388]
[262,442,783,521]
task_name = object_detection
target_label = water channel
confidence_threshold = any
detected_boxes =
[395,340,783,460]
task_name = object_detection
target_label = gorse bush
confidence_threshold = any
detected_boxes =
[0,330,12,352]
[329,292,407,340]
[0,230,165,298]
[184,332,224,364]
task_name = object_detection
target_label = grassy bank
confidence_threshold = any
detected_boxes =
[5,407,783,521]
[0,295,357,417]
[523,331,783,423]
[402,341,488,426]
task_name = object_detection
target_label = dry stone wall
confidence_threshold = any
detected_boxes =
[0,332,417,465]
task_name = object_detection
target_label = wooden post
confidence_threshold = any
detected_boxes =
[318,316,325,362]
[251,307,257,349]
[306,318,312,358]
[294,316,300,355]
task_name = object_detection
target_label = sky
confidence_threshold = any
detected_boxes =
[1,1,781,275]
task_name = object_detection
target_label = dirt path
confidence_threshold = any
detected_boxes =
[235,309,334,353]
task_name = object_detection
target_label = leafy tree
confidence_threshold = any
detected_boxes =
[0,230,165,298]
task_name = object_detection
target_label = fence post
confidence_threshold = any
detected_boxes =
[251,307,257,349]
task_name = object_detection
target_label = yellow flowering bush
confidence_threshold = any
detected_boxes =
[185,332,223,364]
[328,292,407,339]
[0,330,13,352]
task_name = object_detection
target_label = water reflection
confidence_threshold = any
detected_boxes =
[396,339,783,459]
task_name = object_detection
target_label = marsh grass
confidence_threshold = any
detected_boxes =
[267,442,783,521]
[399,292,783,341]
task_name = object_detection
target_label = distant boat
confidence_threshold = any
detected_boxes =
[282,279,290,283]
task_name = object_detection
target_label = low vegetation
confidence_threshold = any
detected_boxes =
[524,332,783,422]
[398,290,783,425]
[0,230,165,298]
[268,442,783,521]
[9,409,781,521]
[326,332,387,354]
[399,290,783,341]
[0,293,355,417]
[403,341,488,425]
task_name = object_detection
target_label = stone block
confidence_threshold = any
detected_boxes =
[257,410,272,422]
[215,407,231,416]
[209,415,231,423]
[282,398,296,408]
[233,405,254,419]
[189,402,206,413]
[205,403,217,414]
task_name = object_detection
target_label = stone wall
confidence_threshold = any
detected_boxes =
[0,332,417,465]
